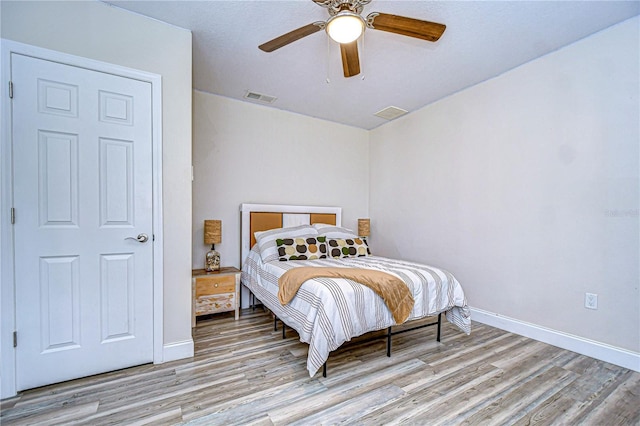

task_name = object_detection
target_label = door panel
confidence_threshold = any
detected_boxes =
[12,53,154,391]
[39,255,81,353]
[38,130,79,227]
[100,253,135,342]
[100,137,134,226]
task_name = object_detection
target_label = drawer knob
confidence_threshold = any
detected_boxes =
[214,283,218,288]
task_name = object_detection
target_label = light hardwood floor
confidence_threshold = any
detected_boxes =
[2,308,639,425]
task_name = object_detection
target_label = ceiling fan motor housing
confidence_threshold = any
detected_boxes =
[313,0,372,15]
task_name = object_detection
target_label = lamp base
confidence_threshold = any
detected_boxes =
[205,249,220,272]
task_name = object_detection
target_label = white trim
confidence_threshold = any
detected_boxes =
[1,38,17,399]
[162,339,195,363]
[150,62,164,365]
[0,40,164,398]
[471,307,640,372]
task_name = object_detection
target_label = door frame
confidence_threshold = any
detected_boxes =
[1,39,164,399]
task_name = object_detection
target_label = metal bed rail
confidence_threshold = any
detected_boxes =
[275,312,442,378]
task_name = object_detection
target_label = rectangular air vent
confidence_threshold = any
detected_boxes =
[244,91,277,104]
[374,106,408,121]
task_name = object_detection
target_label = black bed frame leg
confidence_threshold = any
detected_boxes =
[386,327,392,357]
[322,362,327,378]
[282,323,286,339]
[437,312,442,342]
[274,316,278,331]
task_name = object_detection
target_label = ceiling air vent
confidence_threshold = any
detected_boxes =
[244,90,277,104]
[374,106,408,121]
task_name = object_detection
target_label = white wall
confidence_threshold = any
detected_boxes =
[370,17,639,353]
[192,91,369,273]
[1,1,193,350]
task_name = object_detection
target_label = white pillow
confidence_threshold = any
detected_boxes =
[255,225,318,263]
[311,223,334,229]
[315,225,358,239]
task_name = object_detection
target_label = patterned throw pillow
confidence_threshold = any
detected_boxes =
[277,236,327,261]
[254,225,318,263]
[327,238,370,258]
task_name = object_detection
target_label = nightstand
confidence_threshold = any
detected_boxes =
[192,267,241,327]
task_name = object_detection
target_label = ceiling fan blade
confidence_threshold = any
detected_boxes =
[340,41,360,78]
[259,22,324,52]
[367,12,446,42]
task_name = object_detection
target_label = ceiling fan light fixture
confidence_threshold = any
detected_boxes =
[326,11,365,44]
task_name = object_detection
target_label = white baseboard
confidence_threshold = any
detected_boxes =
[161,339,194,363]
[470,307,640,372]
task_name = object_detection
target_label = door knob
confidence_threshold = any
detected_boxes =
[125,233,149,243]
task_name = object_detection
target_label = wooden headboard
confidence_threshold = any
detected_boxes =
[240,203,342,266]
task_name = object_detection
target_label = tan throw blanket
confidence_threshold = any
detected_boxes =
[278,267,414,324]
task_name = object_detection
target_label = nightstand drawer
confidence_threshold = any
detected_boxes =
[195,293,235,316]
[195,275,236,296]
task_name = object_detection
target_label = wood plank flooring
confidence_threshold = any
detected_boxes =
[2,308,639,425]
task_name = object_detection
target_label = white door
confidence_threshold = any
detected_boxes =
[12,53,154,391]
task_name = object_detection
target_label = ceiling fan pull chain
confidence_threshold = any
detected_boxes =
[360,30,365,80]
[326,35,332,84]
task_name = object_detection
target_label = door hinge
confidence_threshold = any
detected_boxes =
[13,331,17,348]
[11,207,15,224]
[8,81,13,99]
[152,234,155,241]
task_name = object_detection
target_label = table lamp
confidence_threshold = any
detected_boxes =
[204,219,221,271]
[358,218,370,240]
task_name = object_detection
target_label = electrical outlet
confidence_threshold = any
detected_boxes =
[585,293,598,310]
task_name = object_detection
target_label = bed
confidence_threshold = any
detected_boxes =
[240,203,471,377]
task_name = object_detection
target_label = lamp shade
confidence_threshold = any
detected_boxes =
[358,218,370,237]
[204,220,222,245]
[326,11,365,44]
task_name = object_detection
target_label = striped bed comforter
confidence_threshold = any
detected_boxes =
[241,247,471,377]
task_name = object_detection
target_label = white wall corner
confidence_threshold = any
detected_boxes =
[470,307,640,373]
[161,339,194,363]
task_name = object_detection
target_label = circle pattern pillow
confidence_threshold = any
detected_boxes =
[327,238,370,258]
[277,236,327,261]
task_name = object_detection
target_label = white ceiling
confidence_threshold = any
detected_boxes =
[104,0,639,130]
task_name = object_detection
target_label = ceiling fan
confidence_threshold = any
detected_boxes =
[258,0,446,78]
